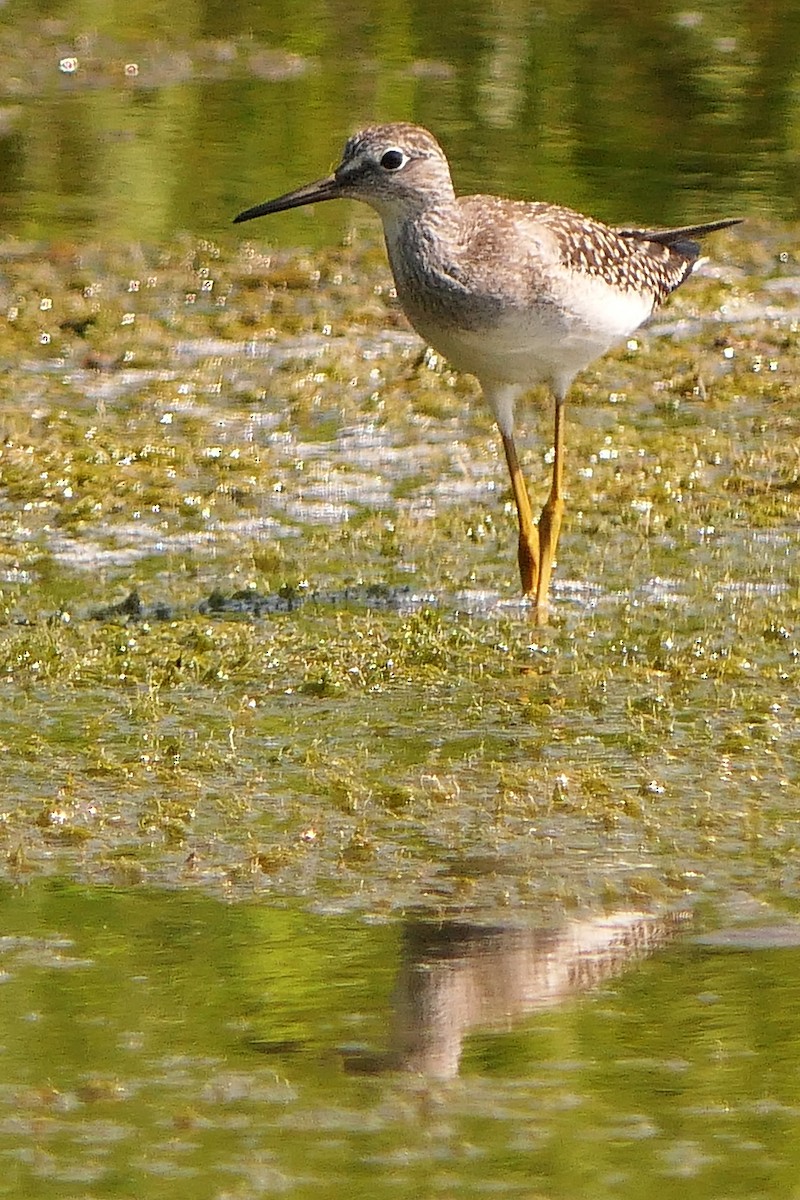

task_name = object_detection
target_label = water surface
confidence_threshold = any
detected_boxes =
[2,881,800,1198]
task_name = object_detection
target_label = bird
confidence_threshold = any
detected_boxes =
[233,123,741,620]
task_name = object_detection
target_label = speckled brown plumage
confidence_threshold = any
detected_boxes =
[526,204,696,301]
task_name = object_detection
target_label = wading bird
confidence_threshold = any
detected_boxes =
[234,123,740,620]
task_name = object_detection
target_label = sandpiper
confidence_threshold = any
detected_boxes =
[234,123,740,619]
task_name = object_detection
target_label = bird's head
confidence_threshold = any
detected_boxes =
[233,123,455,225]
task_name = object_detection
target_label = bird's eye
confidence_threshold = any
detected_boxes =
[380,149,407,171]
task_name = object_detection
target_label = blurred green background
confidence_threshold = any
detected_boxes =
[0,0,796,244]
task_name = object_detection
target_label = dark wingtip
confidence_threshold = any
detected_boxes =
[652,218,744,260]
[616,216,743,263]
[619,217,744,245]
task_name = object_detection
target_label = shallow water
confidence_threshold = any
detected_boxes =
[2,880,800,1198]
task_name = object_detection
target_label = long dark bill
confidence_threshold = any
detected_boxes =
[233,175,341,223]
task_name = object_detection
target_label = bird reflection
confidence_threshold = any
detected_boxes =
[345,909,688,1079]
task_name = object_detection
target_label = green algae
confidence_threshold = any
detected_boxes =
[0,225,799,919]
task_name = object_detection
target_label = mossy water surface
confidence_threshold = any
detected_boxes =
[0,224,798,924]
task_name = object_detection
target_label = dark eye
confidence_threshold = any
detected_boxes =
[380,149,406,171]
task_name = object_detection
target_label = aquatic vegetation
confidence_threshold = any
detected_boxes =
[0,225,798,917]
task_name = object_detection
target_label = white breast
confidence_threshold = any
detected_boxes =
[405,271,654,396]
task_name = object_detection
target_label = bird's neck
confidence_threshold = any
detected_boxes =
[381,198,465,286]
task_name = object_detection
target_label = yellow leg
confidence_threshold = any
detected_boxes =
[534,399,565,623]
[501,432,539,596]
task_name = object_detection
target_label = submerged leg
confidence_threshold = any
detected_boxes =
[534,396,566,620]
[501,431,539,596]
